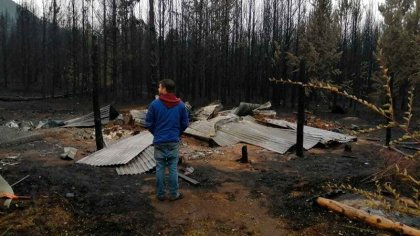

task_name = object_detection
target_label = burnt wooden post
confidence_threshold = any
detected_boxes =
[241,145,248,163]
[296,59,306,157]
[92,35,104,150]
[385,76,393,146]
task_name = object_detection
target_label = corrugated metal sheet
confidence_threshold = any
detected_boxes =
[241,117,320,149]
[262,118,356,144]
[116,146,156,175]
[185,115,326,153]
[212,130,241,146]
[64,105,119,127]
[218,120,321,154]
[194,103,223,120]
[130,109,148,126]
[0,174,13,207]
[77,131,153,166]
[231,101,271,116]
[184,115,235,140]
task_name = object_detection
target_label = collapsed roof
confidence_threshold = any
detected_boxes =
[76,101,356,176]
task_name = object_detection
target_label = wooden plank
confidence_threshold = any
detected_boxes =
[399,145,420,151]
[389,146,411,156]
[178,173,200,185]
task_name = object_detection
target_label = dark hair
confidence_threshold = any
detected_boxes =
[159,79,176,93]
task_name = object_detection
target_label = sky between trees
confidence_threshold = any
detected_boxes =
[13,0,386,22]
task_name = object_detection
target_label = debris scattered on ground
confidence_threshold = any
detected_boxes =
[0,174,14,208]
[63,105,119,127]
[36,119,65,129]
[103,126,133,140]
[179,162,195,175]
[77,131,153,166]
[60,147,78,160]
[114,114,125,125]
[10,175,30,187]
[231,101,271,116]
[21,121,35,131]
[260,118,356,144]
[73,129,94,140]
[5,120,35,131]
[0,154,21,167]
[350,124,360,131]
[130,109,147,126]
[253,109,277,119]
[6,154,20,159]
[193,102,223,120]
[178,172,200,185]
[5,120,19,128]
[115,146,156,175]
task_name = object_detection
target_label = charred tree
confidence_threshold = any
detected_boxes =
[91,35,104,150]
[296,60,306,157]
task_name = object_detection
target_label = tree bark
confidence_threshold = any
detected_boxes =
[296,60,306,157]
[316,197,420,236]
[91,35,104,150]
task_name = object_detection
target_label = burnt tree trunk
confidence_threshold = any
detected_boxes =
[91,35,104,150]
[296,60,306,157]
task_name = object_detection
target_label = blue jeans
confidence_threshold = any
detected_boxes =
[154,142,180,198]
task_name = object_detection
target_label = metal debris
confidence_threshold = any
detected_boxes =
[260,118,357,144]
[60,147,78,160]
[184,114,238,143]
[185,114,354,154]
[5,120,19,128]
[36,119,65,129]
[193,102,223,120]
[253,110,277,118]
[130,109,147,126]
[63,105,119,127]
[115,146,155,175]
[114,114,125,125]
[77,131,153,166]
[216,119,320,153]
[231,101,271,116]
[0,174,13,208]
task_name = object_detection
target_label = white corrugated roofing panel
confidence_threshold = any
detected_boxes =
[116,146,156,175]
[77,131,153,166]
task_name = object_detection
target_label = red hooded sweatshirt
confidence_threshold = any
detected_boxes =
[159,93,181,108]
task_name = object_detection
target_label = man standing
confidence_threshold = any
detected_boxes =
[145,79,189,201]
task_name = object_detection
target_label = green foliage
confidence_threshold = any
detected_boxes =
[271,48,419,218]
[301,0,342,82]
[379,0,420,92]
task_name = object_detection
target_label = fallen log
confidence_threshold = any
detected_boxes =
[316,197,420,236]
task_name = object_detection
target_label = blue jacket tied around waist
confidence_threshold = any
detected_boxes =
[145,99,189,144]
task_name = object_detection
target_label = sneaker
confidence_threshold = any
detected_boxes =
[169,192,184,201]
